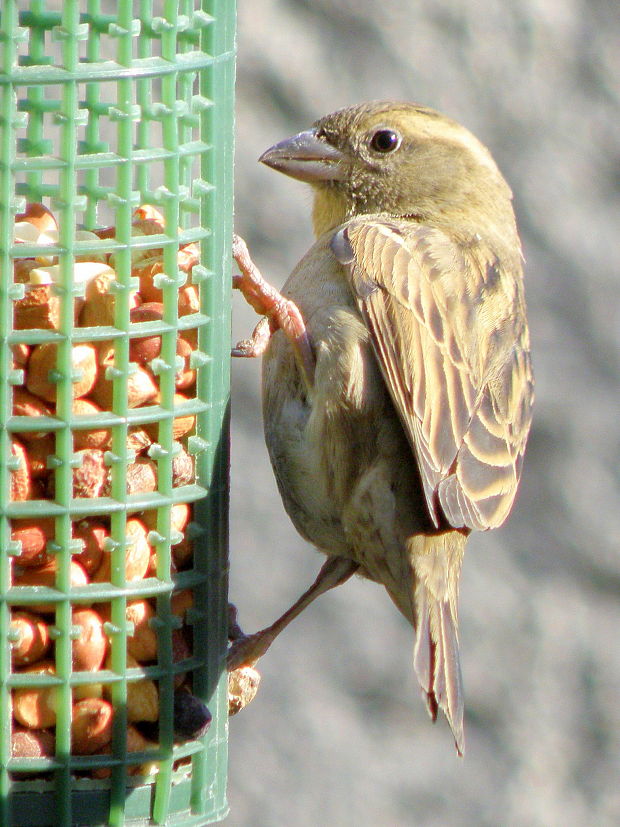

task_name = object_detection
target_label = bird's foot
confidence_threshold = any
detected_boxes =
[232,233,315,386]
[227,629,277,671]
[227,596,282,671]
[231,316,272,358]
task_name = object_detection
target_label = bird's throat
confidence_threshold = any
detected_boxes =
[312,187,349,237]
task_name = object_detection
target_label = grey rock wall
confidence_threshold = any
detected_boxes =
[229,1,620,825]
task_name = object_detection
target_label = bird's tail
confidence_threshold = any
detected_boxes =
[411,531,466,756]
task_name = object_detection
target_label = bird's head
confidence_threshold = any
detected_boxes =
[260,101,518,246]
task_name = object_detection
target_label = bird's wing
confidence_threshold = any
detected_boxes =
[330,217,533,531]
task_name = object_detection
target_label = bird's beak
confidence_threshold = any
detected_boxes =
[259,128,346,183]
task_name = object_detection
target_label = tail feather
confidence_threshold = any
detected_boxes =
[412,590,437,719]
[412,535,466,756]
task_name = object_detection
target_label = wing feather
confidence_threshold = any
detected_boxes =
[331,217,533,531]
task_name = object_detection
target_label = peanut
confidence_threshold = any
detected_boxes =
[72,608,108,672]
[144,392,196,442]
[71,698,114,755]
[92,518,151,583]
[142,502,191,535]
[13,660,57,729]
[12,559,89,613]
[11,726,55,767]
[26,342,98,402]
[12,388,53,440]
[79,266,138,328]
[71,398,111,450]
[70,449,108,499]
[175,338,196,391]
[172,446,194,488]
[123,456,158,496]
[90,362,158,410]
[72,520,107,575]
[128,302,165,365]
[15,203,58,236]
[104,653,159,723]
[12,343,30,368]
[10,440,31,501]
[11,517,55,567]
[10,611,50,667]
[25,434,55,480]
[14,283,83,331]
[125,599,158,663]
[228,666,261,716]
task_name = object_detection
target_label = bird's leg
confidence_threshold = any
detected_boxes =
[232,233,315,388]
[227,557,360,670]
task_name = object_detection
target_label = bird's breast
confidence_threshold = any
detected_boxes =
[260,234,427,567]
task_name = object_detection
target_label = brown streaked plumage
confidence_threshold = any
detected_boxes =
[230,101,533,755]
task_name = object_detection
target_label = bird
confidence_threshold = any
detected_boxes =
[229,101,533,754]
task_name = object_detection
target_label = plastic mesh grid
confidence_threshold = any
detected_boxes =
[0,1,233,824]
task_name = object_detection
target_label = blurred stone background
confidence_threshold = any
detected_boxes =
[228,1,620,825]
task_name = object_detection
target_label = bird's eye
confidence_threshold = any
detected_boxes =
[369,129,401,153]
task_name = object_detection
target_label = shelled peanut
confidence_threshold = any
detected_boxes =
[8,204,209,779]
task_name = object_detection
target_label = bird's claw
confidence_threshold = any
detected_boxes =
[227,604,271,669]
[227,603,245,641]
[231,233,316,387]
[231,317,272,358]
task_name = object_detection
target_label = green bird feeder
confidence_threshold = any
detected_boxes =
[0,0,234,824]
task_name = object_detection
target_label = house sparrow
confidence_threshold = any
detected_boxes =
[230,101,533,754]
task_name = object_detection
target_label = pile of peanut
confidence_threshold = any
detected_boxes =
[9,203,205,777]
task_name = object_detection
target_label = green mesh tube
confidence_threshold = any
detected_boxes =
[0,1,234,824]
